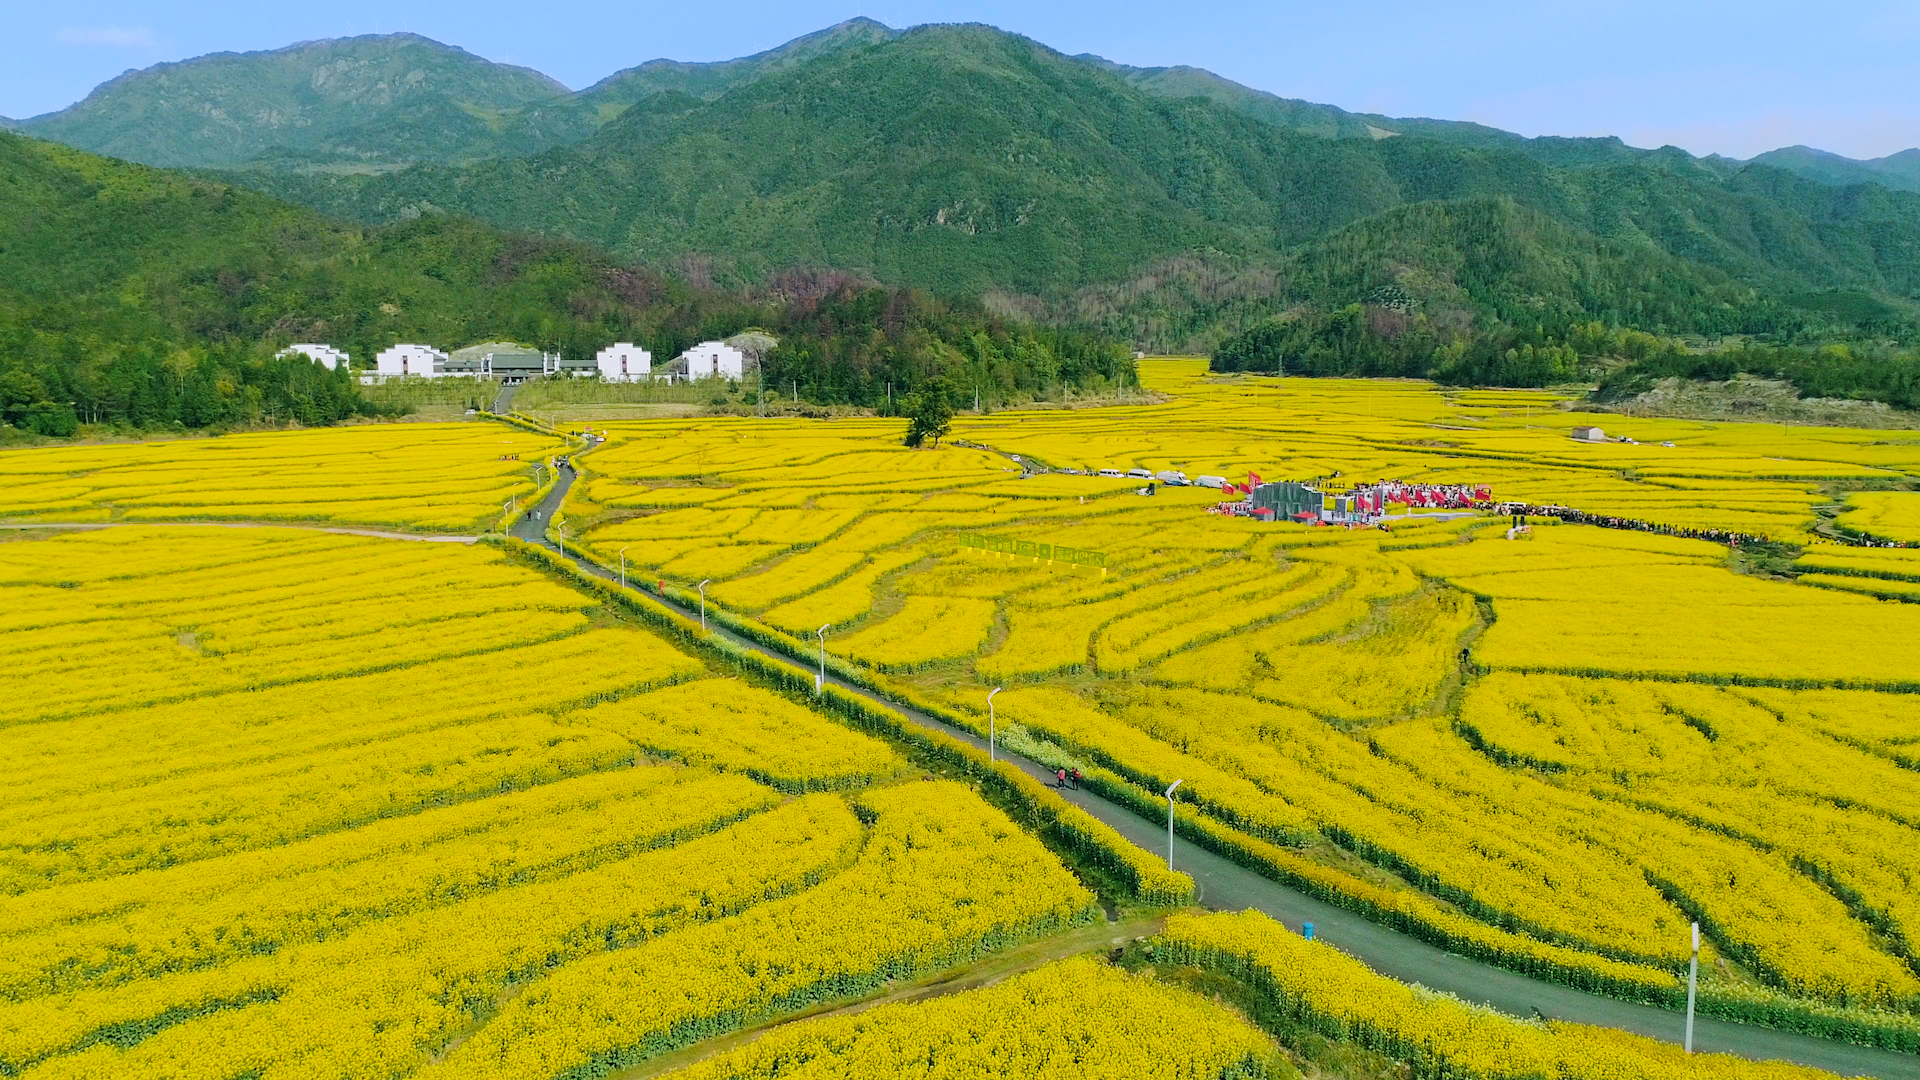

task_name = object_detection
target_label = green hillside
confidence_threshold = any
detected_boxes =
[13,35,573,169]
[0,130,1121,437]
[1746,145,1920,195]
[218,24,1920,352]
[9,21,901,172]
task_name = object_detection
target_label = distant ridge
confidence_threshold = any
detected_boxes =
[10,33,570,168]
[1747,145,1920,194]
[11,19,1917,190]
[6,19,1919,353]
[212,21,1920,344]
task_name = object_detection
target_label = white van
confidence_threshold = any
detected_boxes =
[1195,475,1227,489]
[1098,468,1125,478]
[1127,467,1153,480]
[1155,470,1189,485]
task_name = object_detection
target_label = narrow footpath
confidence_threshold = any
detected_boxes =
[519,461,1916,1080]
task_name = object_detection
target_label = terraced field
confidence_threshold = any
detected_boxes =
[5,361,1919,1078]
[561,361,1920,1042]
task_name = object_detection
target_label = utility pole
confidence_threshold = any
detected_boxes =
[619,546,630,591]
[987,687,1002,762]
[698,579,711,632]
[815,624,830,693]
[1685,921,1699,1053]
[1165,779,1183,870]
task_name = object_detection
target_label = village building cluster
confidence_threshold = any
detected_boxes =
[275,340,750,385]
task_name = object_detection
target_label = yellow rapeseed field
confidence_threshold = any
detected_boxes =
[661,953,1283,1079]
[0,527,1101,1079]
[565,360,1920,1023]
[1835,490,1920,543]
[10,366,1919,1077]
[0,422,563,530]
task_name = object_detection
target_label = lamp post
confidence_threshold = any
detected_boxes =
[1685,921,1699,1053]
[987,686,1003,762]
[698,579,711,632]
[1164,779,1184,871]
[619,546,630,591]
[815,624,830,693]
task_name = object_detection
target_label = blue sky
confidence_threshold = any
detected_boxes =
[8,0,1917,160]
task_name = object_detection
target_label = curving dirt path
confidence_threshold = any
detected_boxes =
[612,916,1167,1080]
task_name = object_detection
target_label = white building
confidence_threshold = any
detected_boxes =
[1571,426,1607,442]
[596,342,653,381]
[276,343,349,370]
[678,340,746,380]
[375,343,450,379]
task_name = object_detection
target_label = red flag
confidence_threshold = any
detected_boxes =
[1247,472,1263,487]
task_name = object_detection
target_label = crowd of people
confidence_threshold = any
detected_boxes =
[1490,503,1778,548]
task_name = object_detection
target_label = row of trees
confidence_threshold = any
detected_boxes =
[1208,305,1630,387]
[1597,341,1920,410]
[1210,301,1920,408]
[0,332,381,437]
[759,287,1131,411]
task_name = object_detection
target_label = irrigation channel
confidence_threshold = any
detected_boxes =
[516,459,1917,1080]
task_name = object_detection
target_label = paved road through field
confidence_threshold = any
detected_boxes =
[520,459,1916,1080]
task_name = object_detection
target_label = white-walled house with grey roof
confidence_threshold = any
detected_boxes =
[596,343,652,381]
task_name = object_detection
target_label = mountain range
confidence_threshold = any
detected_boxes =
[5,20,1920,352]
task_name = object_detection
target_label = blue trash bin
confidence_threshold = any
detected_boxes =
[1302,922,1315,940]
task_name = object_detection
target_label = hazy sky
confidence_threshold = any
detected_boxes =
[8,0,1917,160]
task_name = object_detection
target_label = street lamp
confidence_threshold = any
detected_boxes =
[1164,779,1184,871]
[698,579,711,632]
[987,687,1003,762]
[1685,921,1699,1053]
[816,624,830,693]
[619,546,630,591]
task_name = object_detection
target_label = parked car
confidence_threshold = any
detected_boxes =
[1127,467,1153,480]
[1098,468,1126,478]
[1155,470,1189,485]
[1195,475,1228,489]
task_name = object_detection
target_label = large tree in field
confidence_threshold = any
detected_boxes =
[902,376,955,448]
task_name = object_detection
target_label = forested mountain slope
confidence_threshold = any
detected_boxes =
[1747,146,1920,195]
[11,20,1920,360]
[219,23,1920,348]
[11,35,570,169]
[6,21,898,171]
[0,130,1122,435]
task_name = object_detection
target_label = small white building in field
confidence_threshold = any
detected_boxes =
[277,343,349,370]
[375,343,449,379]
[596,343,653,381]
[679,341,746,380]
[1571,426,1607,442]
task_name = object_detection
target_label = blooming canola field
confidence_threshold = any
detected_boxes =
[0,527,1158,1080]
[5,360,1920,1078]
[567,360,1920,1032]
[0,423,563,530]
